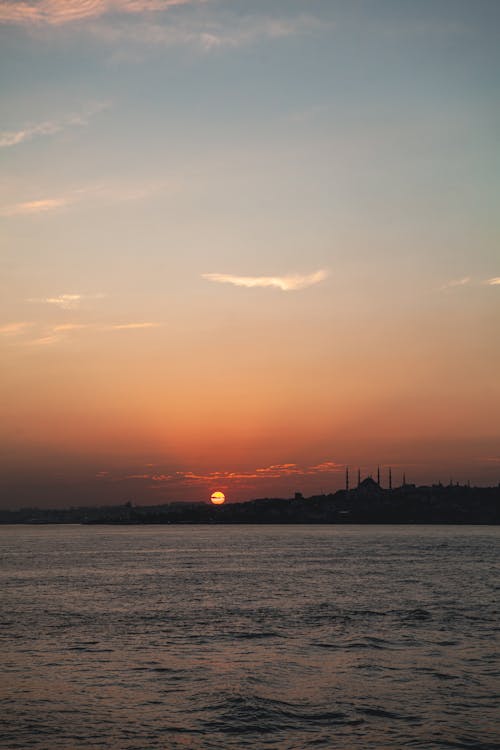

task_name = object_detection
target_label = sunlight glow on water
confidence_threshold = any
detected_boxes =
[1,525,499,749]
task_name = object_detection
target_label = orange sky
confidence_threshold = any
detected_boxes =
[1,1,499,506]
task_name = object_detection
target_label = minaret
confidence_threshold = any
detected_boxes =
[345,466,349,492]
[377,466,380,486]
[403,472,406,487]
[389,467,392,490]
[357,468,361,487]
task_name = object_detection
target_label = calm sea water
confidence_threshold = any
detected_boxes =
[1,525,499,750]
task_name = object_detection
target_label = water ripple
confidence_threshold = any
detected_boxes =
[1,524,498,750]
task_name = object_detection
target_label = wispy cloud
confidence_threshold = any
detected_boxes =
[27,293,105,309]
[0,0,324,54]
[112,460,343,487]
[28,334,62,346]
[439,276,500,291]
[309,461,342,473]
[0,0,195,25]
[28,294,83,309]
[52,323,89,332]
[0,102,109,148]
[1,198,69,216]
[0,321,34,336]
[1,318,162,347]
[0,121,61,148]
[0,1,325,56]
[74,179,170,203]
[105,322,160,330]
[92,13,325,52]
[2,180,170,218]
[439,277,471,291]
[202,269,328,292]
[198,15,324,50]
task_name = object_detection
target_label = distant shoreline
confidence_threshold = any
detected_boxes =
[2,482,499,525]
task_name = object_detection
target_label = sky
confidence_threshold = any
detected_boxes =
[1,0,499,508]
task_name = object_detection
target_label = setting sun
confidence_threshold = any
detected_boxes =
[210,491,225,505]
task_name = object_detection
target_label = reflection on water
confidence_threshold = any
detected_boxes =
[1,525,499,749]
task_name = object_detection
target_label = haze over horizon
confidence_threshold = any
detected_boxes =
[1,0,499,508]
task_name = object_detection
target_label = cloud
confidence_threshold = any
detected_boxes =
[308,461,343,473]
[91,13,325,52]
[105,322,160,330]
[0,1,324,53]
[24,325,85,346]
[0,121,61,147]
[439,276,500,291]
[0,321,34,335]
[112,459,343,487]
[0,1,325,55]
[0,102,109,148]
[29,294,83,309]
[52,323,89,332]
[439,277,471,291]
[27,293,105,309]
[196,15,324,50]
[0,0,197,25]
[27,334,61,346]
[74,179,170,203]
[1,198,69,216]
[2,317,162,348]
[2,180,170,218]
[202,269,328,292]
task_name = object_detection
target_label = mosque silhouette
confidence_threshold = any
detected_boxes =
[344,466,411,493]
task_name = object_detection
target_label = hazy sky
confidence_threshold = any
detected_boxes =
[1,0,499,507]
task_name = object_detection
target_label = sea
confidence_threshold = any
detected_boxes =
[1,524,499,750]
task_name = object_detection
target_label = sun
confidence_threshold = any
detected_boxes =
[210,491,226,505]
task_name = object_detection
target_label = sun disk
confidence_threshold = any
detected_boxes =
[210,491,225,505]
